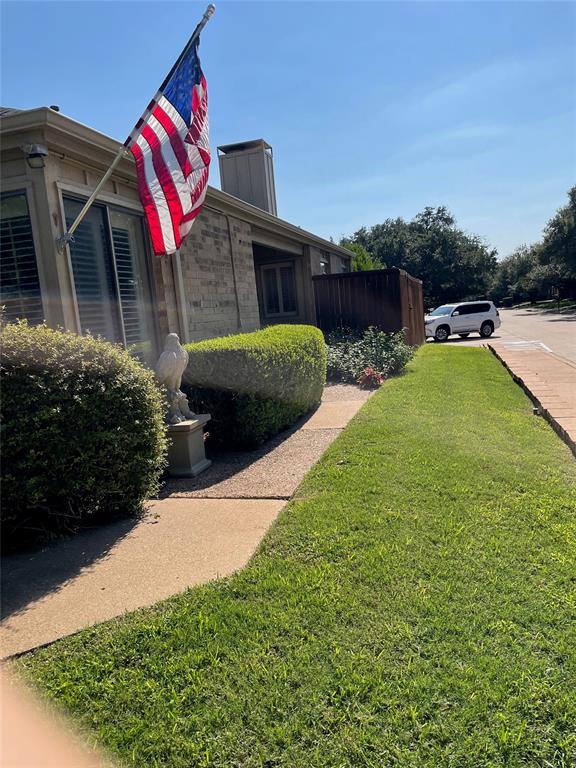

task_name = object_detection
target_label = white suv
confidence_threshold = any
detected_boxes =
[425,301,501,342]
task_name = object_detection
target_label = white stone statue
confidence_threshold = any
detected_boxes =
[155,333,196,424]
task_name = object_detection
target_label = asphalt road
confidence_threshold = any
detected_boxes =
[427,307,576,363]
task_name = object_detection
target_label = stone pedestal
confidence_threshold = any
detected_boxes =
[166,414,212,477]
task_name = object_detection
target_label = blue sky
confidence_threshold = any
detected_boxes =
[1,1,574,256]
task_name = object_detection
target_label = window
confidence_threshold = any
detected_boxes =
[261,262,297,317]
[457,303,491,315]
[64,197,156,362]
[430,305,453,316]
[65,201,123,342]
[0,192,44,325]
[320,253,331,275]
[110,209,156,357]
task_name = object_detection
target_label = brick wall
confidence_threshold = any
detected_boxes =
[151,255,179,340]
[177,208,261,342]
[151,207,351,345]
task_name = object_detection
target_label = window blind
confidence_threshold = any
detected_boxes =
[0,193,44,324]
[65,202,123,343]
[111,226,142,347]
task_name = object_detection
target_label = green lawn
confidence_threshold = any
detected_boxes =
[17,347,576,768]
[513,298,576,312]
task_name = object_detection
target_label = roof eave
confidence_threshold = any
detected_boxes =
[0,108,354,259]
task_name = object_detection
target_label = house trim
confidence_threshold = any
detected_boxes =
[1,108,354,260]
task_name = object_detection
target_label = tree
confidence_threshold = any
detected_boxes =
[346,207,497,307]
[490,244,541,304]
[490,187,576,304]
[339,239,382,271]
[539,186,576,290]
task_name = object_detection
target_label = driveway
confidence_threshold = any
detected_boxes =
[427,306,576,363]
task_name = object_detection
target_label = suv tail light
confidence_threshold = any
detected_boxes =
[496,309,500,316]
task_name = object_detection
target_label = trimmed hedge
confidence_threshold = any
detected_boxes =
[1,322,168,550]
[183,325,326,449]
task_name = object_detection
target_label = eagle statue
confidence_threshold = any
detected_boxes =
[155,333,196,424]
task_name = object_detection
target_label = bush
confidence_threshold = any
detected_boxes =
[1,322,168,549]
[326,327,414,383]
[183,325,326,449]
[356,367,385,389]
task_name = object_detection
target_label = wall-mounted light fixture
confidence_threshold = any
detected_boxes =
[21,143,48,169]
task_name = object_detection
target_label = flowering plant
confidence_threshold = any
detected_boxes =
[356,367,385,389]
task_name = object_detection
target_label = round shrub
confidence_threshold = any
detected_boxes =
[1,322,168,549]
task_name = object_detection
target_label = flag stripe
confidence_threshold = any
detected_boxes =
[140,124,184,248]
[135,135,177,254]
[130,142,166,256]
[152,104,193,177]
[147,113,194,216]
[129,41,210,257]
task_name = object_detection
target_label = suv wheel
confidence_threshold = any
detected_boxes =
[434,325,450,342]
[480,321,494,338]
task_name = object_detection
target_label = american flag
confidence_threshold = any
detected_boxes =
[126,39,210,257]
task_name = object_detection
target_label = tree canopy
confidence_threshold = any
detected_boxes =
[338,240,381,272]
[347,206,497,307]
[342,189,575,308]
[490,186,576,304]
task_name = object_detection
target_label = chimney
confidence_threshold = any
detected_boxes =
[217,139,277,216]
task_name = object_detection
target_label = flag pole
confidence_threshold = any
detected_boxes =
[56,3,215,253]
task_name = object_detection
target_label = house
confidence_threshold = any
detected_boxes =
[0,106,352,363]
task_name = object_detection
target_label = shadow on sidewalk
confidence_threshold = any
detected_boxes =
[160,407,319,498]
[1,384,367,624]
[1,517,139,622]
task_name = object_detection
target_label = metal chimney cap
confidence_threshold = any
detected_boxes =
[217,139,272,155]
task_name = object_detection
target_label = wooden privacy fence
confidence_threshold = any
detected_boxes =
[313,268,425,346]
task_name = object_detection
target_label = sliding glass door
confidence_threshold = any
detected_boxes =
[64,197,156,362]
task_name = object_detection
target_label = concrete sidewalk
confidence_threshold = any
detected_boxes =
[1,384,371,658]
[489,341,576,454]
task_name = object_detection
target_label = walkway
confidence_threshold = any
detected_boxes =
[489,340,576,454]
[1,385,370,659]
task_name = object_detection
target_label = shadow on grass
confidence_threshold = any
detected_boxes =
[503,306,576,319]
[425,335,504,345]
[546,314,576,322]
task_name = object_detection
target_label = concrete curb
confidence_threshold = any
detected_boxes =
[488,344,576,458]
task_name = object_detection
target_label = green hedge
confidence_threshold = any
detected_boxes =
[183,325,326,449]
[0,322,168,550]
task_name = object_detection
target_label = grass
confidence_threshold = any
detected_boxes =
[512,298,576,312]
[16,347,576,768]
